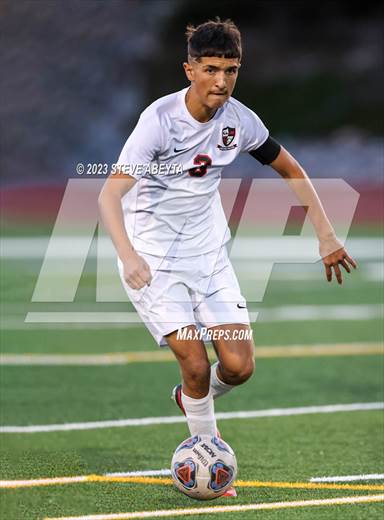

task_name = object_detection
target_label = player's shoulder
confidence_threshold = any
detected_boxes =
[225,96,266,136]
[139,89,185,125]
[226,96,260,120]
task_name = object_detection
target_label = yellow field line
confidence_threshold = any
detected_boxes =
[235,479,384,491]
[2,474,384,491]
[44,494,384,520]
[254,343,383,359]
[1,342,382,366]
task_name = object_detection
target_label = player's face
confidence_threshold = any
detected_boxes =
[183,56,240,110]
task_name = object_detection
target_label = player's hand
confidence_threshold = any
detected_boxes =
[122,251,152,290]
[319,237,357,284]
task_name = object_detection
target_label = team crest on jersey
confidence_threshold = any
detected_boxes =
[218,126,237,151]
[222,127,236,146]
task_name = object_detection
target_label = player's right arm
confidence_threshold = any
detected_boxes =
[98,172,152,289]
[99,108,163,289]
[99,107,163,290]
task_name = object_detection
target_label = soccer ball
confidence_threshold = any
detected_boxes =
[171,434,237,500]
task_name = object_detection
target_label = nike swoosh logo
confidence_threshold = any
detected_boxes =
[173,147,189,153]
[237,304,247,309]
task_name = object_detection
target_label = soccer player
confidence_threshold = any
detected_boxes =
[98,18,357,497]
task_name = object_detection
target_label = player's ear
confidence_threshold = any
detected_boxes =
[183,61,194,82]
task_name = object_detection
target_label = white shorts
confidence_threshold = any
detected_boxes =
[118,245,250,346]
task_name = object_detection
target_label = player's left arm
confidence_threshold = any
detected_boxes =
[251,139,357,284]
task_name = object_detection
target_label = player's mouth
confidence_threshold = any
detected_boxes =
[209,92,228,104]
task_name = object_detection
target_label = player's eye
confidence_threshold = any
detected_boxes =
[206,68,216,74]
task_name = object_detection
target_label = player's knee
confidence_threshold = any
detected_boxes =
[236,357,255,384]
[242,356,255,382]
[221,356,255,385]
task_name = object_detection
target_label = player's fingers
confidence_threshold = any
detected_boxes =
[345,254,357,269]
[125,272,146,290]
[126,278,141,290]
[136,271,151,288]
[136,267,151,286]
[333,263,343,285]
[142,263,153,285]
[339,259,351,273]
[325,264,332,282]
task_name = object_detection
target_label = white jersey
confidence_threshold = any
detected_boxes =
[116,87,268,257]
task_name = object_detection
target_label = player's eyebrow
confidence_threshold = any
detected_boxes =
[203,64,240,71]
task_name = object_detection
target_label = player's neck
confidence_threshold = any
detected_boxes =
[185,87,217,123]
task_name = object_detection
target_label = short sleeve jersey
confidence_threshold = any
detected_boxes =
[116,87,268,257]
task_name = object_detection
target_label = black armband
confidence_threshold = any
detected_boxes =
[249,136,281,165]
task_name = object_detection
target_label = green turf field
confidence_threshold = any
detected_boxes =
[0,232,383,519]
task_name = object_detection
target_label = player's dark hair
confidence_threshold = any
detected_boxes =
[186,17,242,61]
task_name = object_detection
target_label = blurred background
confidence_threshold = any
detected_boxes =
[1,6,383,518]
[1,0,383,230]
[0,0,383,336]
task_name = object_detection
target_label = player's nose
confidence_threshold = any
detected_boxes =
[214,72,226,90]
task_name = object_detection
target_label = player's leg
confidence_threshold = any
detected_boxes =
[118,253,217,435]
[165,325,217,437]
[166,325,210,398]
[167,325,237,497]
[192,246,255,399]
[209,323,255,394]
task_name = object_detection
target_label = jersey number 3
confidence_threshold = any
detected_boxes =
[188,154,212,177]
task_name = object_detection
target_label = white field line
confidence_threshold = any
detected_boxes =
[2,237,381,259]
[237,260,384,282]
[23,304,383,324]
[0,470,172,488]
[1,402,383,434]
[1,304,382,331]
[43,495,384,520]
[24,312,261,324]
[105,470,171,478]
[1,342,382,366]
[311,474,384,483]
[0,476,89,488]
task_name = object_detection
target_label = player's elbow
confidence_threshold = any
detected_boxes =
[98,173,137,208]
[97,187,105,208]
[97,185,109,214]
[271,147,305,179]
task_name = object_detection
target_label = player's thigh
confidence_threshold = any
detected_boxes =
[210,323,255,378]
[194,246,249,333]
[118,254,198,345]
